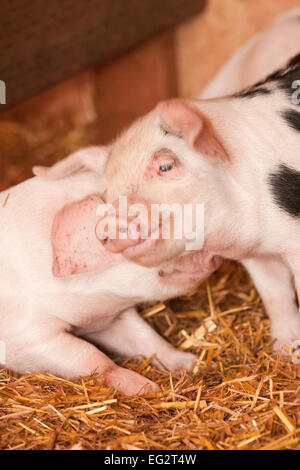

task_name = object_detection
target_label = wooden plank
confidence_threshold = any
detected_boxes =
[0,31,178,190]
[95,31,178,143]
[0,0,206,109]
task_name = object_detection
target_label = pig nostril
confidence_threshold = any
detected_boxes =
[95,219,111,243]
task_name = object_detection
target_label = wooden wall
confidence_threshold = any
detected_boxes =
[1,0,300,191]
[0,0,205,109]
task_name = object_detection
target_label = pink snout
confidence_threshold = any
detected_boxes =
[95,199,223,276]
[95,198,155,256]
[96,215,142,253]
[158,251,223,284]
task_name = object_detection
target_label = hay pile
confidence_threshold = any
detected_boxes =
[1,261,300,450]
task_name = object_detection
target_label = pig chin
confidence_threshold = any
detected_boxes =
[121,238,186,267]
[157,268,208,287]
[157,251,223,286]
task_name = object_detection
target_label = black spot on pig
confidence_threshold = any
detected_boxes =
[233,53,300,101]
[260,54,300,98]
[281,109,300,131]
[235,87,271,98]
[268,164,300,217]
[286,53,300,69]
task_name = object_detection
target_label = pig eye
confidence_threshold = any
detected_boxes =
[159,159,175,174]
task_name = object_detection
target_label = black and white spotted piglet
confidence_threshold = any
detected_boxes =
[102,52,300,352]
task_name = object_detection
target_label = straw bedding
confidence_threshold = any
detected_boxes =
[1,261,300,450]
[1,95,300,451]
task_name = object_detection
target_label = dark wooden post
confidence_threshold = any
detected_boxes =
[0,0,206,109]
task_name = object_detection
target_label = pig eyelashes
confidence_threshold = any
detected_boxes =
[160,125,169,136]
[160,124,182,140]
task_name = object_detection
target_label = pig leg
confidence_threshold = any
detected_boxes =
[242,256,300,351]
[86,308,196,372]
[28,329,159,395]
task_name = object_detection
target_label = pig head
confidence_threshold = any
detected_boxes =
[103,9,300,268]
[103,52,300,352]
[36,145,222,284]
[102,97,232,266]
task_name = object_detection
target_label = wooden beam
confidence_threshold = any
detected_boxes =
[0,0,206,109]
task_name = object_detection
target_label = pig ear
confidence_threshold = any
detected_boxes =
[33,145,110,179]
[157,99,229,161]
[52,194,119,277]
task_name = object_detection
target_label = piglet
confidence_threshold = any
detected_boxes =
[0,147,221,395]
[102,10,300,351]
